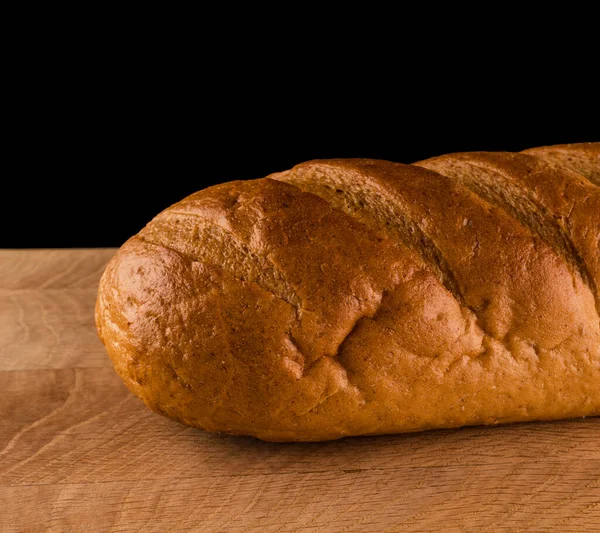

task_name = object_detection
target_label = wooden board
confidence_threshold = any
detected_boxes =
[1,248,599,532]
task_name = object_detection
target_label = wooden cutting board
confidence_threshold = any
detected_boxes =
[1,248,599,533]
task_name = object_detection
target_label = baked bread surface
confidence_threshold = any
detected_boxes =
[96,143,600,441]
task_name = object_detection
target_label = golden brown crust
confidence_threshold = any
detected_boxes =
[415,151,600,314]
[522,142,600,186]
[96,144,600,441]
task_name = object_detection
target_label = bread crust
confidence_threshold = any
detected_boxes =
[522,142,600,186]
[96,144,600,441]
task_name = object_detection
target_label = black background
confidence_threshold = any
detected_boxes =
[5,35,599,249]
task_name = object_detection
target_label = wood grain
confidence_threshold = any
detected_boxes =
[1,249,599,532]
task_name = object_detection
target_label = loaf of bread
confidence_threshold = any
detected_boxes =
[95,142,600,442]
